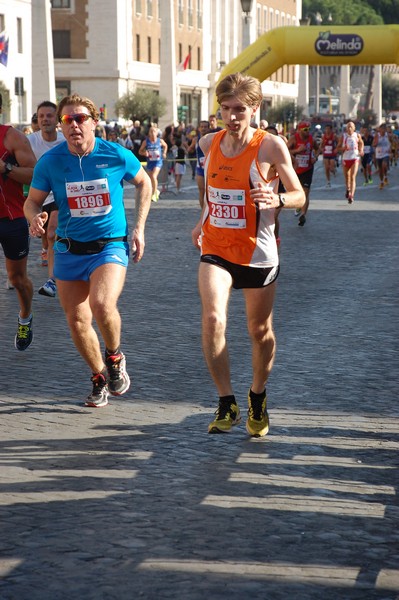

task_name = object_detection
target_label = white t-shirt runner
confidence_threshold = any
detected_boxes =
[28,130,65,206]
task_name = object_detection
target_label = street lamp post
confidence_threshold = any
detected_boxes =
[299,13,322,116]
[240,0,253,24]
[240,0,253,50]
[311,12,323,115]
[302,11,332,116]
[298,18,311,115]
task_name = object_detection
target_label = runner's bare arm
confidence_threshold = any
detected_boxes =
[251,135,305,210]
[0,128,36,185]
[128,166,152,263]
[24,187,50,236]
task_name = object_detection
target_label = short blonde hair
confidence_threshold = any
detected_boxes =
[216,72,263,108]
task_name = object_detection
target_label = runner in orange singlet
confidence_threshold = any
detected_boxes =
[191,73,304,437]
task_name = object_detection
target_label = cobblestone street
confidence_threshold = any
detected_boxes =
[1,160,398,599]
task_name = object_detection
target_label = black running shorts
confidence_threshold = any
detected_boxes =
[201,254,280,289]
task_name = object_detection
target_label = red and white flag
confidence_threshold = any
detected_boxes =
[177,53,190,72]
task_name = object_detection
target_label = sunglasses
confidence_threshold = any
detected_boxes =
[300,127,310,132]
[60,113,92,125]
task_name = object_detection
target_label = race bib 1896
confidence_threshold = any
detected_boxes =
[207,185,246,229]
[66,178,111,218]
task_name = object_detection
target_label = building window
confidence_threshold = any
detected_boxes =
[178,42,182,63]
[147,36,152,62]
[197,47,201,70]
[157,0,160,20]
[197,0,202,29]
[136,34,140,61]
[188,0,193,27]
[263,7,267,31]
[52,30,71,58]
[178,0,183,26]
[17,17,23,53]
[188,44,192,68]
[147,0,152,17]
[0,14,5,31]
[56,80,71,103]
[136,0,142,15]
[257,5,262,37]
[51,0,71,7]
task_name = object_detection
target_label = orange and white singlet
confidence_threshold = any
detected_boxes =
[201,129,278,268]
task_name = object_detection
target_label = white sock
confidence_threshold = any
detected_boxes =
[19,313,32,325]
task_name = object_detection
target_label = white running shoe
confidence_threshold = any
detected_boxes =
[38,278,57,297]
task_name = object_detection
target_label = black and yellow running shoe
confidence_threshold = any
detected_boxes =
[208,398,241,433]
[246,389,269,438]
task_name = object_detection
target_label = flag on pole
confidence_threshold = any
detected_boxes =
[0,30,9,67]
[177,53,190,72]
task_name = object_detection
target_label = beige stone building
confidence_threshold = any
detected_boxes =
[50,0,302,126]
[1,0,301,125]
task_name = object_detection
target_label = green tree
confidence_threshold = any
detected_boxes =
[366,0,399,23]
[266,101,305,128]
[0,81,10,120]
[382,74,399,113]
[302,0,383,25]
[114,88,167,124]
[0,81,9,103]
[356,107,377,127]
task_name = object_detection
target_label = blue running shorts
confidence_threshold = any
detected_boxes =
[54,241,129,281]
[146,160,163,171]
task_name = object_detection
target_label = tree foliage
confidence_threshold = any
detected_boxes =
[302,0,384,25]
[0,81,10,106]
[266,101,305,127]
[365,0,399,24]
[382,75,399,112]
[114,88,167,124]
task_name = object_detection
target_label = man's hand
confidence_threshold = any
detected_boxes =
[131,227,145,263]
[250,182,279,209]
[29,212,48,237]
[191,222,202,249]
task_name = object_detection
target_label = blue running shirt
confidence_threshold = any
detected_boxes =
[31,138,141,242]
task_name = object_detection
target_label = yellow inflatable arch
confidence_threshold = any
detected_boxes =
[212,25,399,112]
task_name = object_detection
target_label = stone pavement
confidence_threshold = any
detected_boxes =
[0,159,399,600]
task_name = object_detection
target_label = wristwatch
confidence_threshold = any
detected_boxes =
[4,162,14,175]
[278,194,286,208]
